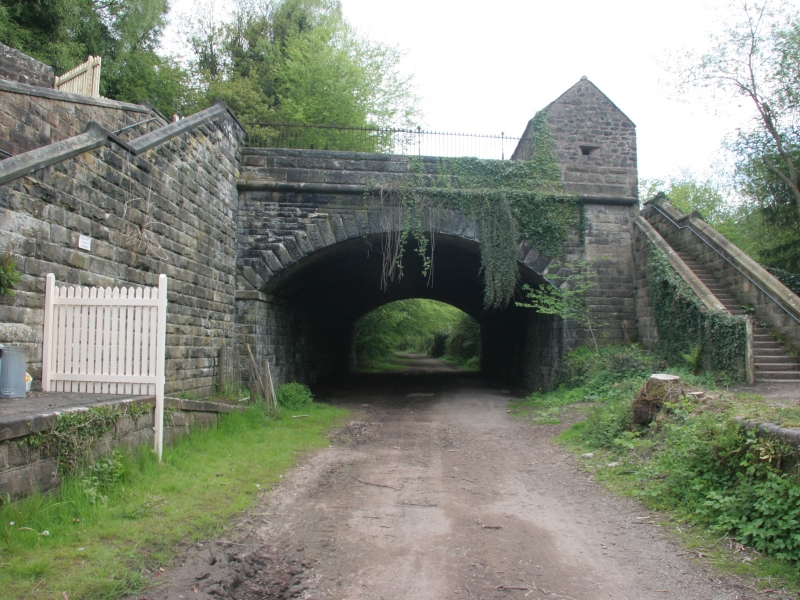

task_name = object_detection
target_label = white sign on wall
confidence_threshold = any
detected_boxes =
[78,235,92,251]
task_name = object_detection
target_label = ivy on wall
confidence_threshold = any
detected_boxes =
[376,110,579,310]
[648,244,746,379]
[27,403,151,474]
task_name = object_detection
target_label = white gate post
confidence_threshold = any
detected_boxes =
[154,274,168,461]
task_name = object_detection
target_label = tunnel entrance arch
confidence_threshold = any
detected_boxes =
[236,215,567,391]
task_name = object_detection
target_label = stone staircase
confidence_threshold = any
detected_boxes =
[677,251,800,383]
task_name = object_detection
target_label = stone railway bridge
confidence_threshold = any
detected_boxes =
[2,44,799,396]
[235,139,638,389]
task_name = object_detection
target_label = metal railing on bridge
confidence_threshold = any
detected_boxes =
[247,122,531,160]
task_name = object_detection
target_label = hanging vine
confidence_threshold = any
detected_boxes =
[374,109,579,309]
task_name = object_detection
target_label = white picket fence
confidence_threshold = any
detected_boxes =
[42,273,168,459]
[54,56,102,97]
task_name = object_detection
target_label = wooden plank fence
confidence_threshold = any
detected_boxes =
[54,56,102,97]
[42,273,168,459]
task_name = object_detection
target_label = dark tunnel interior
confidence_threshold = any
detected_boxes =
[257,234,564,388]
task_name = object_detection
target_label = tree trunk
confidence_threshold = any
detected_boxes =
[632,374,682,425]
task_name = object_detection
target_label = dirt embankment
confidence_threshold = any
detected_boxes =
[138,358,790,600]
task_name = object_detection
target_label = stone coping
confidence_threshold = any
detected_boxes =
[237,178,637,205]
[735,418,800,448]
[0,78,151,112]
[0,393,245,442]
[131,99,245,153]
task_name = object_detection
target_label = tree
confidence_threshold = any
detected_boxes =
[0,0,194,116]
[354,299,468,369]
[183,0,419,141]
[640,171,735,228]
[516,261,601,354]
[674,1,800,222]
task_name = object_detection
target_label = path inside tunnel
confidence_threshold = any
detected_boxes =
[144,356,772,600]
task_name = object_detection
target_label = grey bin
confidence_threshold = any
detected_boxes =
[0,345,27,398]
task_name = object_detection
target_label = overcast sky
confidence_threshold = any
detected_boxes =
[163,0,797,183]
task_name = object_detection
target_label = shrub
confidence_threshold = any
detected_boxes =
[0,250,21,296]
[276,383,314,409]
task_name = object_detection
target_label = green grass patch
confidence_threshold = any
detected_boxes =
[0,403,348,600]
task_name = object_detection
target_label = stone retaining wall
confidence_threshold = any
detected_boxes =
[0,43,54,89]
[0,397,244,500]
[235,291,346,389]
[0,105,245,395]
[0,79,165,157]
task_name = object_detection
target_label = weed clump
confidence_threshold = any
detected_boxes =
[276,383,314,409]
[546,345,800,569]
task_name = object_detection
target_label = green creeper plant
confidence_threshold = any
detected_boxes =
[648,243,746,379]
[375,109,579,310]
[516,260,600,353]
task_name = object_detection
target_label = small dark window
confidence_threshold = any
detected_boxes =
[580,145,599,156]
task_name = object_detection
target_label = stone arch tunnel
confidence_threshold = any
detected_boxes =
[234,147,637,390]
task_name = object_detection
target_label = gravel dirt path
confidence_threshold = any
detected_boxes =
[139,356,790,600]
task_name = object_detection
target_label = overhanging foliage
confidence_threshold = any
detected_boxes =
[377,110,578,310]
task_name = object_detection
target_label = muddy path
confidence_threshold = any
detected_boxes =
[140,356,789,600]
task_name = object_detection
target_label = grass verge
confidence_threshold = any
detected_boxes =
[0,403,348,600]
[517,345,800,596]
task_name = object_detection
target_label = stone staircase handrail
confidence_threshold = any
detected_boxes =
[0,100,244,187]
[649,201,800,327]
[633,216,730,314]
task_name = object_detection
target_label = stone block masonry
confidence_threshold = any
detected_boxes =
[582,203,639,345]
[513,77,638,200]
[631,220,658,348]
[0,43,54,89]
[0,104,244,396]
[0,79,166,158]
[235,291,347,389]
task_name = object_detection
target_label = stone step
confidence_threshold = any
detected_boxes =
[755,355,796,363]
[675,251,799,384]
[755,348,790,356]
[756,363,800,371]
[757,372,800,381]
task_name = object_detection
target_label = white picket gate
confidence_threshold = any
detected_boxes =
[54,56,102,97]
[42,273,168,459]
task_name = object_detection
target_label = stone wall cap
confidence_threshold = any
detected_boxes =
[164,397,247,413]
[0,77,151,112]
[734,417,800,448]
[130,100,243,153]
[0,125,107,186]
[0,395,245,441]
